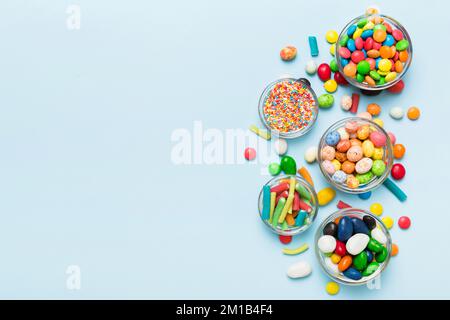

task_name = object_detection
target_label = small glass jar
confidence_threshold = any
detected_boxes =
[336,14,413,92]
[258,77,319,139]
[318,117,393,194]
[258,174,318,236]
[315,208,392,286]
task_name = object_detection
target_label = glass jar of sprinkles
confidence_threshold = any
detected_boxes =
[258,78,319,139]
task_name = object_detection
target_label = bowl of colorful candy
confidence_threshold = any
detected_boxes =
[258,77,319,139]
[336,14,412,91]
[318,117,393,194]
[315,208,392,285]
[258,174,318,236]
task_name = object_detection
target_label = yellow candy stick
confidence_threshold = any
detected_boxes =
[278,194,294,224]
[282,243,309,255]
[269,192,276,223]
[288,177,296,197]
[249,125,271,140]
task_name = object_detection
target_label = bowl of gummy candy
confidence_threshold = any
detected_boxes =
[258,174,318,236]
[258,77,319,139]
[315,208,392,285]
[318,117,393,194]
[336,14,412,91]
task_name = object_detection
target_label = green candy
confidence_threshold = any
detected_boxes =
[271,197,286,227]
[357,60,370,75]
[357,18,368,28]
[318,94,334,108]
[369,70,381,81]
[396,39,409,51]
[375,246,388,263]
[353,251,368,271]
[280,155,297,174]
[356,171,374,185]
[367,238,383,253]
[339,34,349,47]
[373,24,386,31]
[330,59,339,72]
[295,183,311,201]
[377,77,386,86]
[268,163,281,176]
[281,220,289,230]
[356,73,365,83]
[371,160,386,176]
[362,261,380,277]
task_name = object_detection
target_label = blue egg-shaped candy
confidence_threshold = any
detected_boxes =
[358,191,372,200]
[325,131,340,146]
[375,57,381,69]
[383,34,395,47]
[347,25,357,37]
[347,39,356,52]
[362,49,367,58]
[344,267,363,280]
[361,30,373,40]
[332,170,347,184]
[340,58,349,68]
[366,250,373,263]
[337,216,353,242]
[351,217,370,235]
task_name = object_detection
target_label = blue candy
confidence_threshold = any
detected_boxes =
[308,36,319,57]
[361,30,373,40]
[347,39,356,52]
[383,34,395,47]
[325,131,340,146]
[340,58,349,67]
[375,57,381,69]
[347,25,357,37]
[362,49,367,58]
[366,250,373,263]
[344,267,363,280]
[351,217,370,235]
[261,185,271,220]
[295,211,307,226]
[358,191,372,200]
[332,170,347,184]
[337,216,353,242]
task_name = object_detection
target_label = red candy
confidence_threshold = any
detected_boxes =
[279,235,292,244]
[276,191,289,204]
[244,147,256,161]
[366,58,376,70]
[398,216,411,229]
[271,182,289,194]
[351,50,365,63]
[391,163,406,180]
[355,37,364,50]
[337,200,351,209]
[335,240,347,256]
[392,29,404,41]
[293,192,300,211]
[334,72,348,85]
[387,80,405,94]
[350,93,360,114]
[299,199,312,213]
[364,37,374,51]
[318,63,332,81]
[372,42,382,50]
[339,47,351,59]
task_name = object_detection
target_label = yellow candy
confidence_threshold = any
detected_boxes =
[378,59,392,72]
[382,216,394,229]
[330,44,336,56]
[346,175,359,189]
[331,253,341,264]
[372,118,384,128]
[326,30,339,43]
[352,28,363,40]
[282,243,309,255]
[357,125,370,140]
[372,147,384,160]
[326,282,340,295]
[385,72,397,82]
[324,79,338,93]
[318,187,336,206]
[363,21,375,30]
[366,6,380,15]
[362,140,375,157]
[331,159,341,171]
[278,194,294,223]
[378,70,390,76]
[370,203,383,216]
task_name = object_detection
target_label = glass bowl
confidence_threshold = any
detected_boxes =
[258,77,319,139]
[318,117,393,194]
[258,174,318,236]
[336,14,413,91]
[315,208,392,286]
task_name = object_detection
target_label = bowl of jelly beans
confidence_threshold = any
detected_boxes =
[258,78,319,139]
[258,175,318,236]
[315,208,392,285]
[336,14,412,91]
[318,117,393,194]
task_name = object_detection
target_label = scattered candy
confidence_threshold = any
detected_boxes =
[318,94,334,108]
[318,63,332,81]
[334,71,348,85]
[244,147,256,161]
[280,155,297,174]
[337,200,351,209]
[318,187,336,206]
[341,95,353,111]
[367,103,381,116]
[391,163,406,180]
[387,80,405,94]
[249,124,271,140]
[308,36,319,57]
[305,60,317,75]
[324,79,338,93]
[407,106,420,120]
[287,261,312,279]
[398,216,411,229]
[282,243,309,255]
[274,139,288,155]
[393,144,406,159]
[268,163,281,176]
[383,177,407,202]
[370,203,383,216]
[358,191,372,200]
[326,30,339,44]
[298,166,314,186]
[304,146,318,163]
[329,44,336,56]
[350,93,360,114]
[326,281,340,295]
[279,235,292,244]
[391,243,399,256]
[389,107,404,120]
[381,216,394,229]
[280,46,297,61]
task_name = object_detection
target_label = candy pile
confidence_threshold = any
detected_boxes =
[338,16,410,87]
[317,213,390,281]
[319,119,390,189]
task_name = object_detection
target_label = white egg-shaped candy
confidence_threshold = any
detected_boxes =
[389,107,404,120]
[305,60,317,75]
[318,235,337,254]
[287,261,312,279]
[371,228,387,244]
[346,233,370,255]
[337,127,349,140]
[341,95,352,111]
[274,139,288,155]
[304,146,318,163]
[324,257,339,274]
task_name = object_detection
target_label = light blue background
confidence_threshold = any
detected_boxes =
[0,0,449,299]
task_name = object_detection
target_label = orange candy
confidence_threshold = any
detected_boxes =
[395,60,404,73]
[373,29,387,43]
[367,49,380,58]
[391,243,399,256]
[379,46,391,59]
[407,106,421,120]
[393,144,406,159]
[399,50,408,62]
[285,214,296,226]
[389,46,397,58]
[343,63,357,77]
[338,255,353,272]
[365,76,376,86]
[367,103,381,116]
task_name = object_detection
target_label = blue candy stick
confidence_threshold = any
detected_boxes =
[383,178,407,202]
[261,185,271,220]
[308,36,319,57]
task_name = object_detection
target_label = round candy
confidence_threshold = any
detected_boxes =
[355,157,373,174]
[331,253,341,264]
[330,59,339,72]
[370,203,383,216]
[321,145,336,161]
[343,63,357,77]
[326,30,339,43]
[371,159,386,177]
[357,60,370,75]
[381,216,394,229]
[334,72,348,85]
[398,216,411,229]
[318,94,334,108]
[407,106,420,120]
[391,163,406,180]
[326,282,340,295]
[324,79,338,93]
[274,139,288,155]
[332,170,347,184]
[347,146,363,162]
[387,80,404,93]
[369,131,387,147]
[325,131,340,146]
[268,163,281,176]
[367,103,381,116]
[342,161,355,174]
[393,144,406,159]
[280,46,297,61]
[358,191,372,200]
[304,146,318,163]
[391,243,399,256]
[305,60,317,75]
[318,235,337,253]
[341,95,353,111]
[318,63,332,81]
[389,106,404,119]
[244,147,256,160]
[372,118,384,127]
[279,235,292,244]
[280,155,297,174]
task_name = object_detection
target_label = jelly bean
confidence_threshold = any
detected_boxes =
[375,246,388,263]
[371,228,387,245]
[391,243,399,256]
[318,235,337,253]
[390,106,404,119]
[398,216,411,229]
[323,221,338,237]
[280,46,297,61]
[407,106,420,120]
[336,140,351,153]
[244,147,256,160]
[332,170,347,184]
[305,60,317,75]
[326,282,340,295]
[347,25,357,37]
[274,139,288,155]
[334,71,348,85]
[324,79,338,93]
[353,251,368,271]
[304,146,318,163]
[325,131,340,146]
[318,187,336,206]
[357,60,370,75]
[330,59,339,72]
[331,253,341,264]
[367,237,383,253]
[318,94,334,108]
[393,144,406,159]
[388,132,396,145]
[268,163,281,176]
[335,240,347,256]
[321,145,336,161]
[356,171,374,185]
[363,215,377,230]
[392,29,403,41]
[287,261,312,279]
[372,147,384,160]
[361,30,373,40]
[340,34,349,47]
[346,175,359,189]
[354,37,364,50]
[369,131,387,147]
[346,233,370,255]
[339,47,351,59]
[308,36,319,57]
[355,158,373,174]
[358,191,372,200]
[343,63,357,77]
[370,203,383,216]
[335,152,347,163]
[381,216,394,229]
[347,146,363,162]
[366,250,373,263]
[364,37,374,51]
[353,28,363,39]
[391,163,406,180]
[351,217,370,235]
[362,140,375,157]
[318,63,332,81]
[337,216,353,242]
[280,155,297,174]
[326,30,339,43]
[343,267,362,280]
[396,39,409,51]
[362,261,379,277]
[279,235,292,244]
[338,255,353,272]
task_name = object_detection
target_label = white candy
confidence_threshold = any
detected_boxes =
[274,139,288,155]
[341,95,353,111]
[287,261,312,279]
[390,107,404,120]
[371,228,387,244]
[324,257,339,274]
[305,60,317,75]
[337,127,349,140]
[318,235,336,254]
[304,146,318,163]
[346,233,370,255]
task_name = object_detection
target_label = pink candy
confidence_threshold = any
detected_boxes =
[339,47,351,59]
[369,131,387,147]
[351,50,365,63]
[388,132,396,145]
